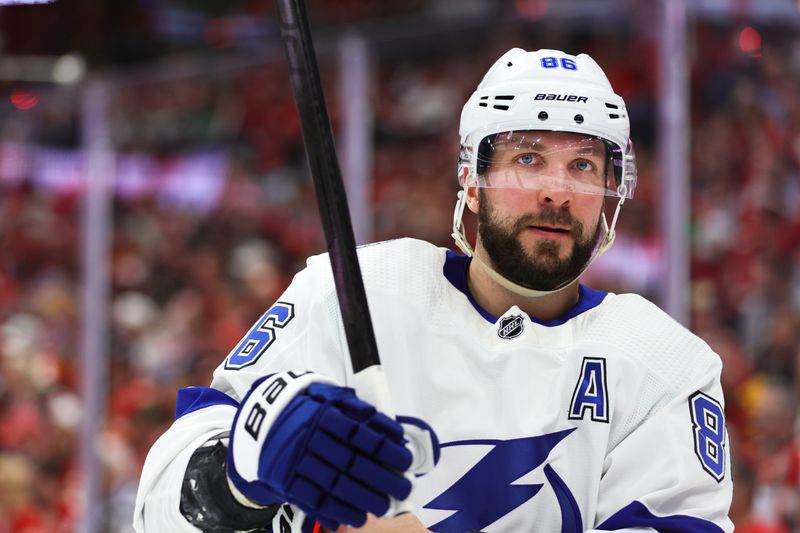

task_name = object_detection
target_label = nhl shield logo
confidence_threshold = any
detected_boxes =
[498,314,524,339]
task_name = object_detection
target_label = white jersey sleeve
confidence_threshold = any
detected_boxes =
[133,406,237,532]
[588,368,732,531]
[584,294,733,532]
[133,254,348,532]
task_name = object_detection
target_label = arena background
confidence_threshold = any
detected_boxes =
[0,0,798,531]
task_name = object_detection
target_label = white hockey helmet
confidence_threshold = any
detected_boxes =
[452,48,637,298]
[458,48,637,199]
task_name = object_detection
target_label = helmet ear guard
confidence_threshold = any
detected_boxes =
[452,48,638,298]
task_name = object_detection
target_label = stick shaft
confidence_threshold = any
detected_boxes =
[274,0,381,375]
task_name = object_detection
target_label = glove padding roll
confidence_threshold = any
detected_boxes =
[227,371,428,531]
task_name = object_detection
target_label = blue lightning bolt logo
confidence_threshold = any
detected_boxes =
[424,428,578,532]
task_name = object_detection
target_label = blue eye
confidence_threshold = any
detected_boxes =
[516,154,540,165]
[574,159,595,172]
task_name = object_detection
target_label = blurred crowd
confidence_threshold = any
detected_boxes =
[0,18,798,533]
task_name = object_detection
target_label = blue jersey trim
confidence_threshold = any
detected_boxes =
[443,250,607,326]
[596,500,724,533]
[544,464,583,532]
[443,250,497,323]
[175,386,239,420]
[440,438,503,448]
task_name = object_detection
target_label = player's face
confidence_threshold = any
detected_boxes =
[474,132,606,291]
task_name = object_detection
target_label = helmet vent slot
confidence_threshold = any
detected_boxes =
[493,105,509,110]
[480,96,489,100]
[609,113,620,119]
[479,103,488,107]
[494,95,515,101]
[605,103,619,109]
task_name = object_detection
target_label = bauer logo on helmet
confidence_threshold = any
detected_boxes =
[534,94,588,103]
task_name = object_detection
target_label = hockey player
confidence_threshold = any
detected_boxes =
[134,48,733,532]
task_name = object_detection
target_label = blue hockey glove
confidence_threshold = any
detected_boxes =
[227,371,439,531]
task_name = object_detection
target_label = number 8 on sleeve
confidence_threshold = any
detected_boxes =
[688,392,726,482]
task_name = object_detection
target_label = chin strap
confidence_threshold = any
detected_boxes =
[451,185,626,299]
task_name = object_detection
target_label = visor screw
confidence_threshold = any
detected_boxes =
[538,111,548,120]
[574,114,584,124]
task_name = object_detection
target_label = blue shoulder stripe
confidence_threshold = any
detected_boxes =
[596,500,724,532]
[175,386,239,420]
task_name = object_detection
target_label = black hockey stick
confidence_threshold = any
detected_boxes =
[274,0,392,410]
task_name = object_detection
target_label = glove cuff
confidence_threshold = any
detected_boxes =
[398,415,441,474]
[227,370,337,504]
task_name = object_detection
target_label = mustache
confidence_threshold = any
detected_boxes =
[513,209,583,237]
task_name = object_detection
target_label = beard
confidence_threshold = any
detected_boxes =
[477,189,602,291]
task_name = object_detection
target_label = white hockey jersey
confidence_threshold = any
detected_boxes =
[134,238,733,532]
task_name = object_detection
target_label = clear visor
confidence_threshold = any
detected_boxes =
[459,130,636,199]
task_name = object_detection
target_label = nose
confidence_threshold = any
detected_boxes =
[536,165,574,207]
[537,187,572,207]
